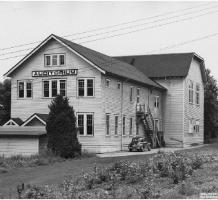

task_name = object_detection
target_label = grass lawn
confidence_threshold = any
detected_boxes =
[0,143,217,198]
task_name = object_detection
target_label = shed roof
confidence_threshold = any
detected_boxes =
[115,53,206,82]
[4,34,164,90]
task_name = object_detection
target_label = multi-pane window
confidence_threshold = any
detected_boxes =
[78,115,84,135]
[189,80,194,103]
[43,81,49,97]
[77,113,94,136]
[60,80,66,96]
[136,88,140,103]
[115,115,118,135]
[189,119,200,133]
[154,119,160,131]
[44,54,65,66]
[87,114,93,135]
[129,117,133,135]
[52,80,57,97]
[106,114,110,135]
[130,87,133,102]
[196,84,200,105]
[18,81,32,98]
[18,82,24,98]
[78,78,94,97]
[43,79,66,98]
[123,116,126,135]
[154,96,160,108]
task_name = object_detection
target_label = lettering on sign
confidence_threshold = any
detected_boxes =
[32,69,78,77]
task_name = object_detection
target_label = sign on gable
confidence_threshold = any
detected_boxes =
[32,69,78,77]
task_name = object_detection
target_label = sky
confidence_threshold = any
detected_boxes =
[1,1,218,81]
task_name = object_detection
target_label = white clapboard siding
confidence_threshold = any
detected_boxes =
[156,78,184,147]
[183,58,204,146]
[0,138,39,157]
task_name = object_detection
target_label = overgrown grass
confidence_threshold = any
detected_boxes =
[19,150,216,199]
[0,150,96,173]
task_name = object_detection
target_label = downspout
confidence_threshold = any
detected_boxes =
[120,81,124,151]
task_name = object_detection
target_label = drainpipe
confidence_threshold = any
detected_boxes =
[120,81,124,151]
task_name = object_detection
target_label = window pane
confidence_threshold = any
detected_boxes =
[130,87,133,101]
[78,115,84,135]
[26,82,32,98]
[87,79,93,96]
[18,82,24,98]
[129,118,133,135]
[78,80,84,96]
[106,114,110,135]
[123,117,125,135]
[52,55,58,66]
[43,81,49,97]
[115,116,118,135]
[52,80,57,97]
[60,80,66,96]
[106,79,110,87]
[45,56,51,66]
[59,55,65,65]
[87,114,93,135]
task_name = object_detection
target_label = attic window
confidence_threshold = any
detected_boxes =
[44,54,65,66]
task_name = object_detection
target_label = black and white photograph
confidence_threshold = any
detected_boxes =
[0,0,218,199]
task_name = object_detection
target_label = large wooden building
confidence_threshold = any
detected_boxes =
[0,34,206,156]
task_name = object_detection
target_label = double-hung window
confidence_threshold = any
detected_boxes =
[123,116,126,135]
[196,84,200,105]
[18,80,32,98]
[154,96,160,108]
[136,88,140,103]
[44,54,65,66]
[106,114,110,135]
[189,80,194,104]
[77,78,94,97]
[129,117,133,135]
[77,113,94,136]
[43,79,66,98]
[130,87,133,102]
[115,115,118,135]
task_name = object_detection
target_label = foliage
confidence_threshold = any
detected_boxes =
[204,69,218,141]
[46,95,81,158]
[19,150,216,199]
[0,79,11,125]
[0,150,65,172]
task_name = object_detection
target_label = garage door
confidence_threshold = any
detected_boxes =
[0,137,39,157]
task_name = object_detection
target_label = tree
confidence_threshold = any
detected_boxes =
[0,79,11,125]
[204,69,218,141]
[46,95,81,158]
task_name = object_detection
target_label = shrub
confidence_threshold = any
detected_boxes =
[46,95,81,158]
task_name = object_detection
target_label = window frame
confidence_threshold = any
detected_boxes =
[77,113,94,136]
[122,116,126,136]
[106,113,110,136]
[129,117,133,135]
[154,96,160,108]
[136,88,140,103]
[188,80,194,104]
[42,79,67,98]
[114,115,119,136]
[77,78,95,98]
[196,83,200,105]
[130,86,134,102]
[17,80,33,99]
[117,82,121,89]
[44,53,66,67]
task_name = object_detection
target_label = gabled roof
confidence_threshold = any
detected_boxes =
[3,118,23,126]
[22,113,48,127]
[4,34,164,90]
[115,53,206,83]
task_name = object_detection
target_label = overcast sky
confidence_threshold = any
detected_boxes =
[1,1,218,81]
